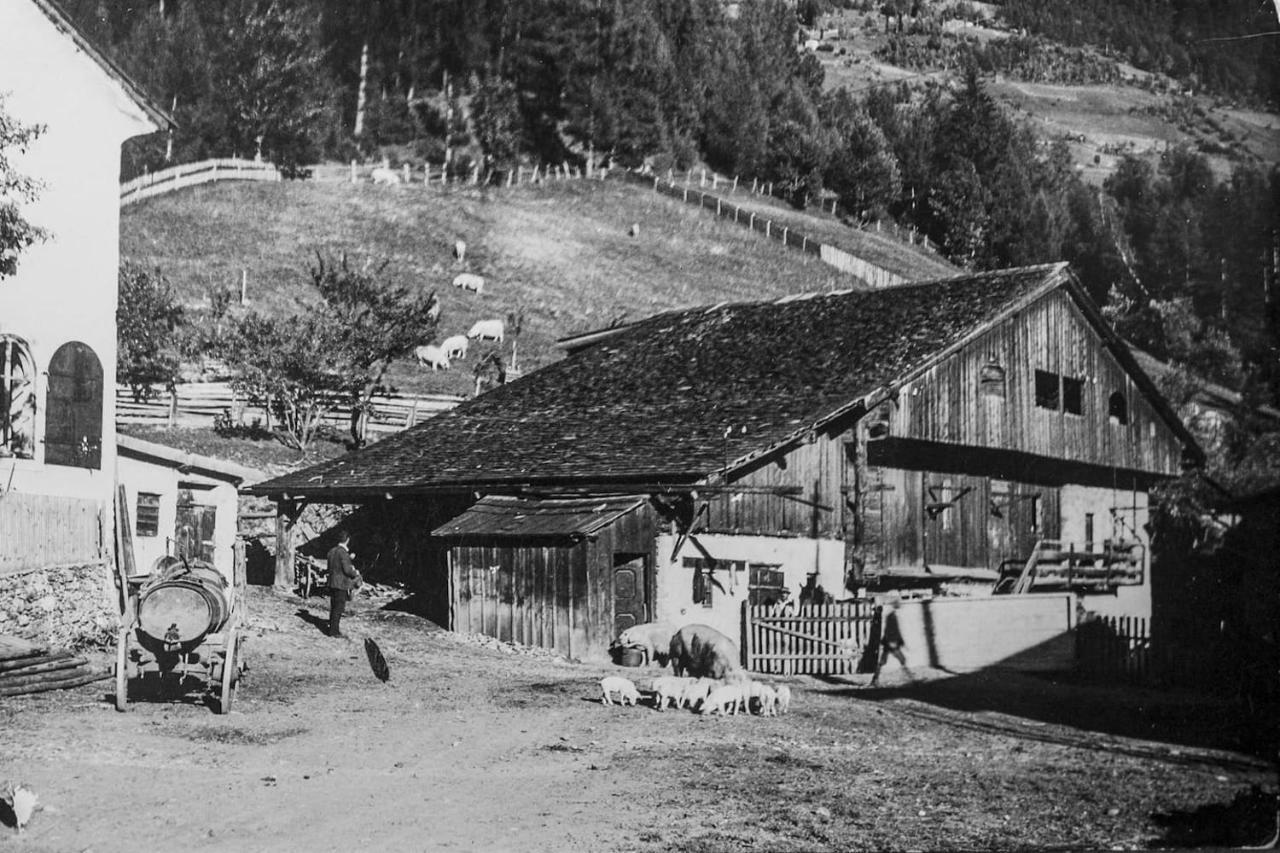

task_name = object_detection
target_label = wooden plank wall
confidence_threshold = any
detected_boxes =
[889,290,1182,475]
[0,493,104,574]
[707,430,845,538]
[451,540,609,660]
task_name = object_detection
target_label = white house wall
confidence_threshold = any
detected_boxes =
[654,533,846,642]
[0,0,157,505]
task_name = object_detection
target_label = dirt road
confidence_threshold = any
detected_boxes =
[2,588,1275,851]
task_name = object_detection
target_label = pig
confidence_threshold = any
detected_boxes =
[617,621,676,667]
[679,677,716,710]
[699,682,747,716]
[649,675,693,711]
[745,681,777,716]
[599,676,640,706]
[774,684,792,714]
[668,624,746,681]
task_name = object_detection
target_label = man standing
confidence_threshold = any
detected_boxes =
[326,530,361,638]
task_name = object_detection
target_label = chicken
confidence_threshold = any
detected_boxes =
[4,782,38,832]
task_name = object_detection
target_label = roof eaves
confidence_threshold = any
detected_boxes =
[117,434,263,485]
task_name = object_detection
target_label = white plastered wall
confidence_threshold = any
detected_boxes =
[653,533,846,642]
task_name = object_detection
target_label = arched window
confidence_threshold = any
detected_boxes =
[980,362,1006,399]
[0,336,36,459]
[1108,391,1128,425]
[46,342,103,469]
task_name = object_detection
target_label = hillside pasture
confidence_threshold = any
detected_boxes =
[121,178,863,396]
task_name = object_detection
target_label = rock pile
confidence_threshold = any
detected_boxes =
[0,564,118,651]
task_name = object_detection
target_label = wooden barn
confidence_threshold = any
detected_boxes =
[250,263,1200,660]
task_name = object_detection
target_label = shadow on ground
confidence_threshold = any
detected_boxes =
[822,667,1272,761]
[1148,785,1278,847]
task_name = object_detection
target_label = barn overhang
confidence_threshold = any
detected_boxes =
[431,495,649,544]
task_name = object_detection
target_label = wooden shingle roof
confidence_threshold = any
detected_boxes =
[432,495,647,541]
[252,264,1170,499]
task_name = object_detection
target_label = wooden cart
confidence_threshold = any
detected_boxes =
[114,552,246,714]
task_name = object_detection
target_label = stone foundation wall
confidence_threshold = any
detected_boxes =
[0,562,119,650]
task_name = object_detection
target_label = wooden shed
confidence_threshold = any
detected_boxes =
[432,496,658,660]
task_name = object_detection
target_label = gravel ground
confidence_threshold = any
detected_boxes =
[0,586,1275,852]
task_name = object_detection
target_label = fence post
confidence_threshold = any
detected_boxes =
[716,199,721,216]
[700,169,706,186]
[765,220,770,238]
[403,164,411,184]
[711,174,718,190]
[350,160,357,183]
[733,176,739,192]
[749,212,755,230]
[751,177,758,194]
[782,227,788,245]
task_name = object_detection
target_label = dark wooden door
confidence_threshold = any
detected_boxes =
[987,481,1061,570]
[175,490,216,563]
[613,553,648,636]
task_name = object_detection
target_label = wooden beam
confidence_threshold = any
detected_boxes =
[273,498,304,590]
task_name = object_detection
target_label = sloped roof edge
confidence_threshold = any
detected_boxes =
[31,0,175,131]
[118,434,263,485]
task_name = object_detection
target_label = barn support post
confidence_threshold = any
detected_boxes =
[273,498,304,590]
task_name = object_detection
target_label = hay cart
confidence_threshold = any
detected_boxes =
[114,553,246,714]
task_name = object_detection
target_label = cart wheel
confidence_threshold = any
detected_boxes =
[218,629,239,715]
[114,628,130,712]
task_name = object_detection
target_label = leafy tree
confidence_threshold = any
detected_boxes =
[307,252,440,446]
[820,89,901,218]
[0,98,46,280]
[117,265,185,401]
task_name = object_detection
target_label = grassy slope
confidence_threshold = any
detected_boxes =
[121,178,882,396]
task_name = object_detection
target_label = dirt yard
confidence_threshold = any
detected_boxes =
[2,587,1276,852]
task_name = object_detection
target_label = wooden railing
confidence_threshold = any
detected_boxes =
[0,493,106,576]
[120,158,281,206]
[115,381,463,436]
[744,601,878,675]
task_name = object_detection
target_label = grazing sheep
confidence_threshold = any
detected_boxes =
[628,223,640,237]
[452,272,485,293]
[441,334,469,360]
[699,682,747,716]
[774,684,792,714]
[617,621,676,666]
[414,344,450,371]
[680,677,716,710]
[600,676,640,706]
[669,624,746,681]
[371,167,401,185]
[467,319,505,342]
[454,239,467,263]
[650,676,693,711]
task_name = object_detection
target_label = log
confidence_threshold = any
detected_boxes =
[0,636,46,663]
[0,669,110,697]
[0,663,95,689]
[0,651,78,674]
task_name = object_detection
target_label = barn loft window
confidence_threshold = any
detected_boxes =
[979,362,1006,399]
[1108,392,1129,425]
[45,341,104,469]
[1062,376,1084,416]
[0,336,36,459]
[866,401,891,440]
[1034,370,1060,410]
[748,564,786,606]
[135,493,161,538]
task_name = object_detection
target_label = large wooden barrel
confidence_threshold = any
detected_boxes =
[137,558,231,648]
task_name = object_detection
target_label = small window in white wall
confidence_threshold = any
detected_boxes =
[0,336,36,459]
[748,564,785,606]
[136,493,161,537]
[685,557,714,608]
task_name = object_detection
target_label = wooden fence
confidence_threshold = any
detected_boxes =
[744,601,878,675]
[120,158,281,206]
[620,171,912,290]
[346,159,591,188]
[115,382,463,436]
[0,493,105,575]
[1076,615,1152,683]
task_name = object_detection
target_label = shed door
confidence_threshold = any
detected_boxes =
[613,553,649,636]
[175,489,216,563]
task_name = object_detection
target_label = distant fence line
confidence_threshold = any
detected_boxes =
[347,159,592,188]
[115,381,463,436]
[120,158,281,207]
[619,170,909,290]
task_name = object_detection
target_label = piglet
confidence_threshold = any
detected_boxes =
[599,676,640,706]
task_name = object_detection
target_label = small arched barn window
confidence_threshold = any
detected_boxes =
[46,341,104,469]
[0,335,36,459]
[1108,391,1129,425]
[980,362,1006,399]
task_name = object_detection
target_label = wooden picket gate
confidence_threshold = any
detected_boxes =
[743,601,879,675]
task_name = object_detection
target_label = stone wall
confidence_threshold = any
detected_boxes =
[0,562,119,650]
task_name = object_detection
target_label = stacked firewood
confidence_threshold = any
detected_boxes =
[0,635,107,697]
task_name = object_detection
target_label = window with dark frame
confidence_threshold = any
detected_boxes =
[1034,369,1060,410]
[1084,513,1095,551]
[684,557,713,608]
[45,341,104,469]
[1108,392,1129,425]
[748,563,786,606]
[0,336,36,459]
[1062,376,1084,415]
[136,493,161,537]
